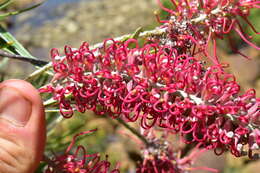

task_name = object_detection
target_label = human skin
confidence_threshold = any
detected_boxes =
[0,79,45,173]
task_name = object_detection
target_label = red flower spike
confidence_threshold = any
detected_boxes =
[156,0,260,62]
[41,39,259,157]
[136,130,219,173]
[44,129,120,173]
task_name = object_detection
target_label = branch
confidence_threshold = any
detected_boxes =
[90,27,167,49]
[116,118,150,146]
[0,49,48,66]
[25,61,52,81]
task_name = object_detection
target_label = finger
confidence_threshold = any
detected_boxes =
[0,79,46,173]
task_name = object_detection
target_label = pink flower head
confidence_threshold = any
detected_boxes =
[136,130,219,173]
[44,129,120,173]
[41,39,259,157]
[155,0,260,61]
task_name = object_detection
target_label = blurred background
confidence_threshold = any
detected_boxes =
[0,0,259,172]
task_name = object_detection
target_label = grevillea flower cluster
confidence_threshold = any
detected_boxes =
[41,38,259,157]
[40,1,260,171]
[44,130,120,173]
[155,0,260,62]
[136,130,219,173]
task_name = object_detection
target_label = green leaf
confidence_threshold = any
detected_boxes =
[0,25,35,58]
[0,2,43,20]
[0,0,12,10]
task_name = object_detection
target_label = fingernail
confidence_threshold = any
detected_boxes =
[0,87,32,126]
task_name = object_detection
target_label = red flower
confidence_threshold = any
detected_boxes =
[44,129,120,173]
[155,0,260,61]
[41,39,259,157]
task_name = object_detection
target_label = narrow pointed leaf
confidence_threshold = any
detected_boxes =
[0,2,42,20]
[0,25,35,58]
[0,0,12,10]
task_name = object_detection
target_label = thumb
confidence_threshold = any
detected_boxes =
[0,79,46,173]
